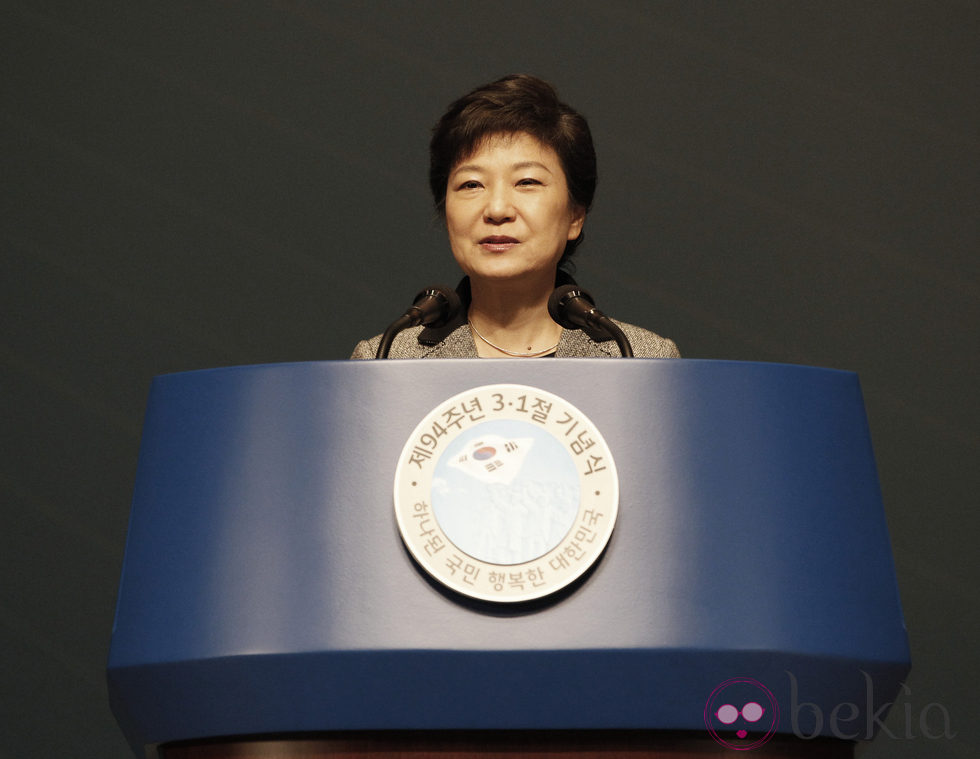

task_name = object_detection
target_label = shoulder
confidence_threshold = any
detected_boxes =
[350,336,381,359]
[349,328,427,359]
[350,324,479,359]
[556,320,680,358]
[616,321,681,358]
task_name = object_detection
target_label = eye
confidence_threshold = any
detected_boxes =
[455,180,482,191]
[516,178,542,186]
[742,702,764,722]
[716,704,739,724]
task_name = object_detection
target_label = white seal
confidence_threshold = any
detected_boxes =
[394,384,619,603]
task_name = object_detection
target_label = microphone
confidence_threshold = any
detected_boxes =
[548,284,634,357]
[376,285,461,359]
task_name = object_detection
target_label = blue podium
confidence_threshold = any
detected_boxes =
[108,359,909,757]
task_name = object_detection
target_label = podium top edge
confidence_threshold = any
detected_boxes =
[151,358,859,382]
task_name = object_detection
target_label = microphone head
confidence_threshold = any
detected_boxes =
[548,284,596,330]
[412,285,462,328]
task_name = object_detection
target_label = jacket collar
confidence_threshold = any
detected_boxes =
[418,271,611,346]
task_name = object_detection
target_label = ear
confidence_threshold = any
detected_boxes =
[567,205,586,241]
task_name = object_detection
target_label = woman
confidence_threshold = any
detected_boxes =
[351,74,679,359]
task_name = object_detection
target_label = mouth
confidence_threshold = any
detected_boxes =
[479,235,519,253]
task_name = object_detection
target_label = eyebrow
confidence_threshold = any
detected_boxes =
[451,160,554,176]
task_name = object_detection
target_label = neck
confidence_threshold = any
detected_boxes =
[467,275,562,357]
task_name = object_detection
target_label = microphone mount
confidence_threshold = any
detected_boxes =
[548,284,634,357]
[376,285,461,359]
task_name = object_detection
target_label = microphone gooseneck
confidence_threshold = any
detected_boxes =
[548,284,634,357]
[376,285,462,359]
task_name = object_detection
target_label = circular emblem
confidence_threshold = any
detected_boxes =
[394,384,618,603]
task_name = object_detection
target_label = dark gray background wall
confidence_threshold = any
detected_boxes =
[2,2,976,756]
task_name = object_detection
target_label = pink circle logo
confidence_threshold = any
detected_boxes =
[704,677,779,750]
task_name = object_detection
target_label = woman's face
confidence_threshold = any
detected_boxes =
[445,132,585,288]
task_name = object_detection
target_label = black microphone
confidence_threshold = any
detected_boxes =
[376,285,462,359]
[548,284,634,357]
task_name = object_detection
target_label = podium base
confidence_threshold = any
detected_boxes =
[157,731,855,758]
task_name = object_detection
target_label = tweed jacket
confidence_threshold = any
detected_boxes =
[350,277,680,360]
[350,320,680,359]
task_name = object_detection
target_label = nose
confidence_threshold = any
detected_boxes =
[484,187,515,224]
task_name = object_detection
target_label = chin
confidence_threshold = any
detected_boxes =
[470,261,557,282]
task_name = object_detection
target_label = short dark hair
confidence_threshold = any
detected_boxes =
[429,74,597,267]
